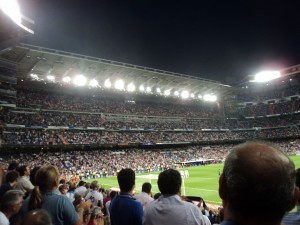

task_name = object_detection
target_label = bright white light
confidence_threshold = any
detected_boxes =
[73,75,87,86]
[203,94,217,102]
[251,71,281,83]
[174,91,179,96]
[89,79,98,87]
[191,93,195,98]
[115,79,124,90]
[30,74,38,79]
[164,90,171,96]
[63,77,71,83]
[181,90,189,99]
[139,85,145,91]
[104,79,111,88]
[127,83,136,92]
[156,88,161,93]
[198,94,202,99]
[47,75,55,81]
[146,87,152,93]
[0,0,21,25]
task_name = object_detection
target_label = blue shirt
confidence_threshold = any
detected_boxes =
[109,192,143,225]
[282,205,300,225]
[21,191,79,225]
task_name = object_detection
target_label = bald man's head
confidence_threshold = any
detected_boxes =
[22,209,51,225]
[219,142,298,223]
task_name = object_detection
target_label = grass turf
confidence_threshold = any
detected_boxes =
[85,155,300,205]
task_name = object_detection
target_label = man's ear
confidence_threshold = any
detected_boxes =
[288,186,300,211]
[219,173,226,200]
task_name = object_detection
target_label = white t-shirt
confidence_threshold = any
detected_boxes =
[0,211,9,225]
[85,190,103,206]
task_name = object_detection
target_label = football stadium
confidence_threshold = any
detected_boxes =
[1,1,300,225]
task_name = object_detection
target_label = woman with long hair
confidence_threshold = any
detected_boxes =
[20,165,90,225]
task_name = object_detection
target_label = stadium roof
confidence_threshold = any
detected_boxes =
[0,43,231,97]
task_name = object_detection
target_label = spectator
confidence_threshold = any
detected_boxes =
[66,183,76,203]
[20,165,83,225]
[7,161,19,172]
[0,171,19,200]
[109,168,143,225]
[143,169,206,225]
[87,206,104,225]
[75,180,87,198]
[282,168,300,224]
[30,167,41,186]
[0,190,24,225]
[15,165,34,196]
[134,182,153,209]
[219,142,298,225]
[59,184,68,195]
[153,192,161,200]
[85,181,103,207]
[105,191,117,217]
[21,209,52,225]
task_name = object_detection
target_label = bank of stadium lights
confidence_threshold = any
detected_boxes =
[62,76,71,83]
[203,94,217,102]
[30,74,39,80]
[89,79,98,87]
[127,83,135,92]
[174,91,179,97]
[139,85,145,92]
[114,79,125,90]
[73,75,87,86]
[190,93,195,98]
[156,88,161,94]
[164,90,171,96]
[250,70,281,83]
[146,87,152,93]
[104,79,111,88]
[181,90,189,99]
[47,75,55,81]
[0,0,34,34]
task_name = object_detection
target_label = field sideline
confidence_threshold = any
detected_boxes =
[85,155,300,205]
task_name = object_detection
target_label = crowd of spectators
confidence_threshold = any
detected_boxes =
[2,127,300,146]
[0,140,299,182]
[16,88,221,118]
[236,84,300,102]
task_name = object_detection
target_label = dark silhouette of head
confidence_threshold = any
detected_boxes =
[158,169,181,195]
[117,168,135,192]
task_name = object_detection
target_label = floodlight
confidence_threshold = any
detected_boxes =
[156,88,161,93]
[139,85,145,91]
[251,71,281,82]
[115,79,124,90]
[127,83,136,92]
[181,90,189,99]
[73,75,87,86]
[174,91,179,96]
[198,94,202,99]
[203,94,217,102]
[0,0,21,26]
[30,74,38,79]
[0,0,34,34]
[191,93,195,98]
[47,75,55,81]
[104,79,111,88]
[164,90,171,96]
[146,87,152,93]
[62,77,71,83]
[89,79,98,87]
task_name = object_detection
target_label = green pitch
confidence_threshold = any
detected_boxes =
[86,155,300,205]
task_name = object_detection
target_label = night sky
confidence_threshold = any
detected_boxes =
[18,0,300,84]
